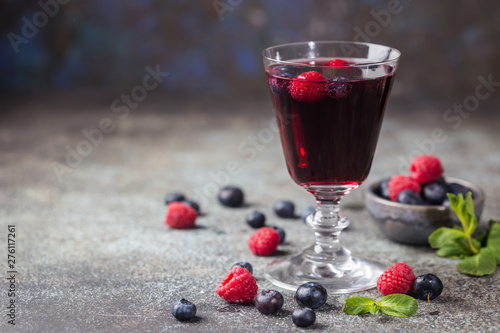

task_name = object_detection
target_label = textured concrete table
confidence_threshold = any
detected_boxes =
[1,93,499,332]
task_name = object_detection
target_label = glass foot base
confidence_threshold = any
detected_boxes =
[264,253,386,293]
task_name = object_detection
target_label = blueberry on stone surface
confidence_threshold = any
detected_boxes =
[301,206,316,222]
[254,290,284,315]
[422,182,446,205]
[246,211,266,229]
[413,274,443,302]
[218,186,244,207]
[231,262,253,275]
[171,299,196,321]
[182,200,200,213]
[397,190,424,205]
[165,192,185,205]
[273,200,295,218]
[292,307,316,327]
[270,226,286,244]
[294,282,327,309]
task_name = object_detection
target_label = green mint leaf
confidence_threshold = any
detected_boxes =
[429,227,465,249]
[447,193,459,211]
[474,229,490,247]
[369,305,380,315]
[378,294,418,318]
[436,238,474,258]
[464,191,475,217]
[486,220,500,265]
[457,246,497,276]
[343,296,377,315]
[448,192,477,237]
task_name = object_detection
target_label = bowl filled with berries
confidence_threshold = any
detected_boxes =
[365,155,485,245]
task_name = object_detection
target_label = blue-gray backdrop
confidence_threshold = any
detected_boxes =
[1,0,499,103]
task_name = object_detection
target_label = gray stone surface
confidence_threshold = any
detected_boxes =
[0,94,499,332]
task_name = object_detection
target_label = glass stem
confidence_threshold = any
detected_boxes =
[305,196,352,269]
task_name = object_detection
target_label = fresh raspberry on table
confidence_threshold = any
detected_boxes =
[377,262,416,296]
[388,175,422,202]
[248,227,280,256]
[409,155,444,184]
[288,71,326,103]
[165,202,197,229]
[216,267,258,303]
[325,59,350,66]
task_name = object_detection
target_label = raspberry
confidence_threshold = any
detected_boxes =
[288,71,326,103]
[409,155,444,184]
[326,59,350,66]
[248,227,280,256]
[377,262,416,296]
[388,175,421,202]
[216,267,258,303]
[165,202,197,229]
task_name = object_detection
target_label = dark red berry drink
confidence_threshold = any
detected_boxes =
[262,42,400,293]
[266,61,394,188]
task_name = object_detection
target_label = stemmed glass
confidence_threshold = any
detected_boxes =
[262,41,400,293]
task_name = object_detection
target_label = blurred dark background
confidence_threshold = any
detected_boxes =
[1,0,499,106]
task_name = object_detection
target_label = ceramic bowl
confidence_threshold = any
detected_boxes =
[365,177,485,245]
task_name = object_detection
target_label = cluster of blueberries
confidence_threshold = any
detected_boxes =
[379,177,473,206]
[216,185,317,244]
[164,192,200,213]
[172,261,327,327]
[166,185,323,327]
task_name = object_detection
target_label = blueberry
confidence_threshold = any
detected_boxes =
[246,211,266,229]
[270,226,286,244]
[301,206,316,222]
[273,200,295,218]
[268,76,289,97]
[231,262,253,275]
[165,192,185,205]
[218,186,244,207]
[435,176,447,187]
[325,80,352,99]
[182,200,200,213]
[254,289,284,315]
[397,190,424,205]
[380,179,390,199]
[292,307,316,327]
[171,299,196,321]
[294,282,327,309]
[271,65,302,78]
[413,274,443,302]
[268,65,303,96]
[447,183,473,198]
[422,182,446,205]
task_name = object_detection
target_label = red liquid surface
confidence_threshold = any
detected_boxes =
[267,63,394,187]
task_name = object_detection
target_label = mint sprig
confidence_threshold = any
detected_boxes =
[429,192,500,276]
[343,294,417,318]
